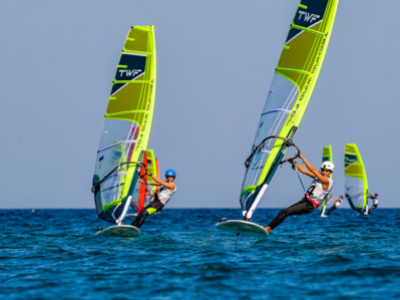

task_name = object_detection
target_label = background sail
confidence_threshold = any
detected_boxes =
[240,0,339,219]
[133,152,149,214]
[92,26,157,223]
[320,145,333,210]
[344,144,368,211]
[322,145,332,164]
[131,149,159,213]
[145,149,160,196]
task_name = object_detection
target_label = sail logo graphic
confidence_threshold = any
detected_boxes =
[297,11,320,23]
[118,69,142,78]
[345,154,357,167]
[111,53,147,95]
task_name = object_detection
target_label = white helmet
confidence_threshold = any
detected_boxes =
[321,161,335,172]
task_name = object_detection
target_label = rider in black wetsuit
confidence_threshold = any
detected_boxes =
[364,193,379,215]
[265,153,334,233]
[131,169,177,228]
[325,195,343,216]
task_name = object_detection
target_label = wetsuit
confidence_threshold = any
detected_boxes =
[326,196,342,216]
[371,198,379,211]
[268,177,333,230]
[365,194,379,215]
[131,185,176,228]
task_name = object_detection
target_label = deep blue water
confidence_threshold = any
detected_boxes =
[1,208,399,299]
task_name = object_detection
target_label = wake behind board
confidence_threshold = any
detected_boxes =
[215,219,268,238]
[96,225,140,238]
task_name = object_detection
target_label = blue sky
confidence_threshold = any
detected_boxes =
[0,0,397,209]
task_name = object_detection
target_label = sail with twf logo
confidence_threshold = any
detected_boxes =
[92,26,157,224]
[240,0,339,220]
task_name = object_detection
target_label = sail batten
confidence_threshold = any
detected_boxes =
[276,67,312,76]
[240,0,338,219]
[113,80,152,84]
[105,109,150,117]
[261,109,291,116]
[123,50,152,55]
[97,140,137,153]
[290,23,325,36]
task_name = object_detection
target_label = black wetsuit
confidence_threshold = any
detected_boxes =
[131,196,164,228]
[268,197,315,229]
[369,202,378,213]
[326,198,342,216]
[268,176,332,229]
[326,205,336,216]
[367,195,379,214]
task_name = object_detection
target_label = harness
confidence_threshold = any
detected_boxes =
[305,193,320,208]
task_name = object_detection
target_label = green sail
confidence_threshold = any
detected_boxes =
[240,0,339,219]
[92,26,157,223]
[344,144,368,211]
[320,145,333,211]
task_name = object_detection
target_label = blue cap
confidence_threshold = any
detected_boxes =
[165,169,176,178]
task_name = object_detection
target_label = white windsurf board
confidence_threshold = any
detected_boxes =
[215,219,268,238]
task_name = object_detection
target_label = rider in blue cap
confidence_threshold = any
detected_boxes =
[131,169,177,228]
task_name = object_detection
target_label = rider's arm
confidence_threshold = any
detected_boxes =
[282,157,314,178]
[294,161,315,178]
[150,174,175,190]
[299,154,330,189]
[330,195,343,202]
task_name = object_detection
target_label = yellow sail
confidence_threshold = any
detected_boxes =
[344,144,368,211]
[240,0,339,219]
[92,26,157,223]
[320,145,333,211]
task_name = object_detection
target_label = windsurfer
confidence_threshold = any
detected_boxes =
[324,195,343,216]
[265,154,334,233]
[364,193,379,215]
[131,169,177,228]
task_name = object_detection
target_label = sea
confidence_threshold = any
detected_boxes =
[1,208,399,299]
